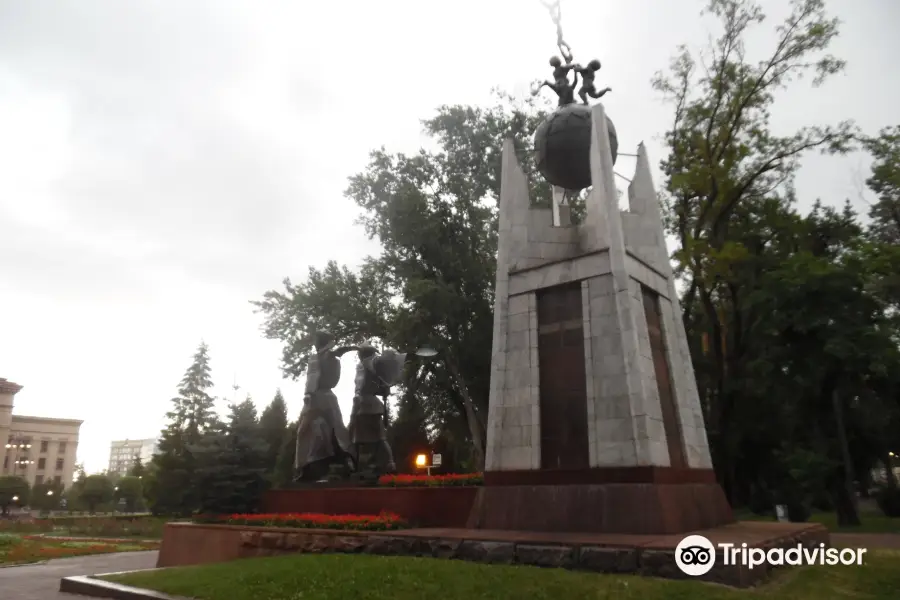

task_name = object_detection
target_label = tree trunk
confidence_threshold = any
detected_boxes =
[831,388,861,526]
[884,454,898,490]
[445,358,486,471]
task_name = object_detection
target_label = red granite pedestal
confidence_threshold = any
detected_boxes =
[467,466,734,535]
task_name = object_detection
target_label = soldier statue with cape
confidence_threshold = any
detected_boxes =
[294,331,358,481]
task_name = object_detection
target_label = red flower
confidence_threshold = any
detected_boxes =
[219,511,407,531]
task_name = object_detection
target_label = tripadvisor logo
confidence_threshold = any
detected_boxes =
[675,535,867,576]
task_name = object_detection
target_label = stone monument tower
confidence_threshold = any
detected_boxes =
[469,102,733,534]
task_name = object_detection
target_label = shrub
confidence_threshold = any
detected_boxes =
[0,519,53,534]
[204,511,408,531]
[377,473,483,487]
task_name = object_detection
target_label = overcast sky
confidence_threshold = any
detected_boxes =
[1,0,897,474]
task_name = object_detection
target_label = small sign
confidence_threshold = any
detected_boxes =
[775,504,788,522]
[432,453,442,467]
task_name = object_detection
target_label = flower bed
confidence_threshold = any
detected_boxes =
[200,511,408,531]
[377,473,483,487]
[0,534,160,565]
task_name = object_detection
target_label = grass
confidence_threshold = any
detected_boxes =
[104,550,900,600]
[0,534,159,565]
[735,509,900,534]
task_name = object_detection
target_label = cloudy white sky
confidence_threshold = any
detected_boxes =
[1,0,897,474]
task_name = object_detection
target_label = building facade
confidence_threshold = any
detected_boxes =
[1,378,83,489]
[107,438,158,478]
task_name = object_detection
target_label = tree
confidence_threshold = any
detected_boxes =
[115,476,144,513]
[150,341,220,516]
[255,94,552,469]
[193,397,270,515]
[388,385,431,474]
[259,389,289,474]
[652,0,855,502]
[272,418,298,488]
[30,480,65,512]
[0,476,29,515]
[80,475,114,514]
[863,126,900,245]
[129,455,146,478]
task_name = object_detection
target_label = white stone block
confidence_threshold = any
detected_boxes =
[500,446,531,470]
[595,441,637,467]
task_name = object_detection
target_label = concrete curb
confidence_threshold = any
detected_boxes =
[60,568,186,600]
[0,560,49,569]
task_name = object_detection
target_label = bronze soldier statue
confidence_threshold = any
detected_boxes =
[294,331,358,482]
[348,345,414,477]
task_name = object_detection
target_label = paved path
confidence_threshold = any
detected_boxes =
[0,551,158,600]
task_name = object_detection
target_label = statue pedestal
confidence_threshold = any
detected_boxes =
[467,467,731,534]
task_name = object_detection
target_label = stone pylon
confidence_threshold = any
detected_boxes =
[473,103,731,535]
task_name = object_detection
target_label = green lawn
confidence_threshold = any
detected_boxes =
[735,509,900,534]
[104,551,900,600]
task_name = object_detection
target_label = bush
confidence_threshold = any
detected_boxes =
[197,511,408,531]
[875,486,900,518]
[0,519,53,534]
[377,473,483,487]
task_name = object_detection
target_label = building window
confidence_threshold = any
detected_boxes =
[53,475,61,485]
[40,440,49,453]
[38,458,46,470]
[58,441,68,453]
[35,475,44,485]
[56,458,64,470]
[2,456,7,469]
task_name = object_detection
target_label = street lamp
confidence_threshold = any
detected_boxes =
[414,453,442,476]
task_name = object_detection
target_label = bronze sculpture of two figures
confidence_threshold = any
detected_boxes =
[532,0,611,107]
[293,331,425,483]
[533,53,612,108]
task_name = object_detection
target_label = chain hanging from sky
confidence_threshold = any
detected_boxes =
[540,0,573,62]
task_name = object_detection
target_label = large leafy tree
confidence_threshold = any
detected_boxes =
[115,476,144,513]
[149,342,219,516]
[0,475,29,515]
[652,0,856,501]
[79,474,115,514]
[255,95,551,469]
[863,126,900,246]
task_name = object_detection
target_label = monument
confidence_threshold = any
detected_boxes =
[293,331,358,482]
[292,332,435,483]
[469,3,733,535]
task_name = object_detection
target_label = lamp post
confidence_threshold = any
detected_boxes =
[414,453,442,476]
[5,436,33,478]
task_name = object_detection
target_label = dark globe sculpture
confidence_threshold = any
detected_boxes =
[534,103,618,190]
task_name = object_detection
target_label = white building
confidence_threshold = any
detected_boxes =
[107,438,158,478]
